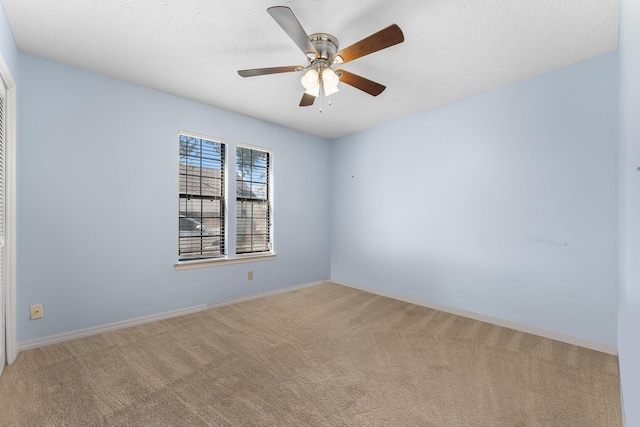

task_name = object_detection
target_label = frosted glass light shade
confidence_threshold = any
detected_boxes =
[301,69,320,97]
[322,68,340,96]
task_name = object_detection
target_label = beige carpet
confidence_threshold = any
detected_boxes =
[0,283,622,426]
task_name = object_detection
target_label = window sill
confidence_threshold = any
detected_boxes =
[175,253,277,270]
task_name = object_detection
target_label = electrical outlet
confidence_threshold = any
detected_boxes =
[248,271,254,280]
[30,304,44,320]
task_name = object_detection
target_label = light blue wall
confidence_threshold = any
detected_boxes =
[618,0,640,423]
[17,53,331,342]
[331,52,619,347]
[0,2,18,80]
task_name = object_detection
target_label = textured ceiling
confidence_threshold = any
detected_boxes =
[1,0,620,139]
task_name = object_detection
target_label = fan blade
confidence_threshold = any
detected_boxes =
[337,70,386,96]
[267,6,317,58]
[334,24,404,64]
[299,93,316,107]
[238,66,302,77]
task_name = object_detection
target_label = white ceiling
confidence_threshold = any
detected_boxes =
[1,0,620,139]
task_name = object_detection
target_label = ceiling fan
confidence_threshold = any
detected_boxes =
[238,6,404,107]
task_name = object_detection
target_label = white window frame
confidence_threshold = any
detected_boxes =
[177,130,228,262]
[235,143,274,257]
[176,138,275,270]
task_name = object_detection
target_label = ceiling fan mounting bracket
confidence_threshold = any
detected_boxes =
[308,33,339,61]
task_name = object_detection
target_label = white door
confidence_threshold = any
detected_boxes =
[0,79,6,373]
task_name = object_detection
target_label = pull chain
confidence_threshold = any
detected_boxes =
[318,95,333,114]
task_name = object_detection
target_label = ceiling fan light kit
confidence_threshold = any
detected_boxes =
[237,6,404,107]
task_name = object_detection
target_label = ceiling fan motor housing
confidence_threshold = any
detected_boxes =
[308,33,339,61]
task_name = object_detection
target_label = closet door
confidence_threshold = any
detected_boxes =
[0,80,6,373]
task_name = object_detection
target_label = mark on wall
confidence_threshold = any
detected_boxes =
[526,237,568,247]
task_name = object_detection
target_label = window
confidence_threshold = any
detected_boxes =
[236,146,272,254]
[178,133,225,260]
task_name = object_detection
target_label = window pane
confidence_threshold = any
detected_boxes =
[251,183,267,200]
[201,160,222,176]
[200,217,221,233]
[236,217,252,234]
[179,174,201,195]
[181,199,202,217]
[201,176,221,197]
[251,167,267,183]
[252,151,267,168]
[201,199,221,218]
[251,235,270,252]
[237,179,253,198]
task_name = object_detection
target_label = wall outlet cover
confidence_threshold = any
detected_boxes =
[30,304,44,320]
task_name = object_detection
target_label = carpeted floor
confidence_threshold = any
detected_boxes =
[0,283,622,426]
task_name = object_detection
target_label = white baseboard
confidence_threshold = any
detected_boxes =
[17,280,328,352]
[332,280,618,355]
[620,380,626,427]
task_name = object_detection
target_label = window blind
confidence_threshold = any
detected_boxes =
[178,134,225,260]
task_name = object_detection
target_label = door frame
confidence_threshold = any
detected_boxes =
[0,53,17,366]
